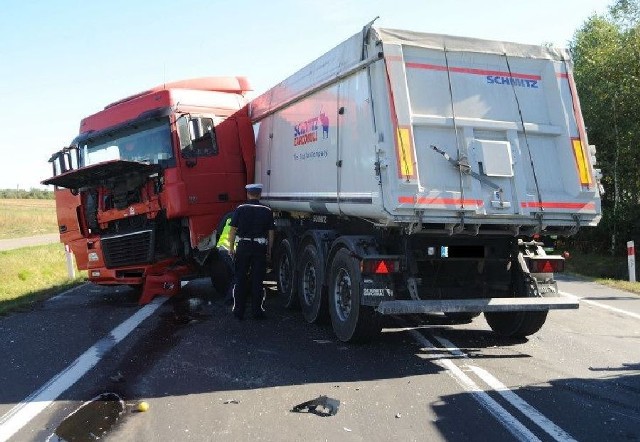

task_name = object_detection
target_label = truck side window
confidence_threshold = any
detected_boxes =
[178,116,218,158]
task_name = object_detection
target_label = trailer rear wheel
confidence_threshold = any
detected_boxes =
[276,239,297,309]
[328,249,381,342]
[484,310,548,338]
[298,243,328,323]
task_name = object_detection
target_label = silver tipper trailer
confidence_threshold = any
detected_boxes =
[250,25,602,342]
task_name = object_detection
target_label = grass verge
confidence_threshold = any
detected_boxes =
[0,199,58,239]
[564,252,640,295]
[0,243,85,314]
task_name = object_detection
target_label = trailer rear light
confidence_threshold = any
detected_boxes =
[361,259,401,274]
[527,257,565,273]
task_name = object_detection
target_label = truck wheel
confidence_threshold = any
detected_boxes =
[484,310,548,338]
[328,249,381,342]
[276,239,298,309]
[210,256,232,297]
[298,243,328,323]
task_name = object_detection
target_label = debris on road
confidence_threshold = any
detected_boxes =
[223,399,240,405]
[291,395,339,417]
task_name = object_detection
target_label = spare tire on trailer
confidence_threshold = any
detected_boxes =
[484,310,548,338]
[328,248,381,342]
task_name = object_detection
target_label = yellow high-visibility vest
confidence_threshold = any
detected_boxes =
[216,218,232,250]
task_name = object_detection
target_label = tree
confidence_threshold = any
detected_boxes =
[570,0,640,254]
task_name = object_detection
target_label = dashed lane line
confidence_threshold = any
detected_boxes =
[433,335,577,442]
[406,328,542,442]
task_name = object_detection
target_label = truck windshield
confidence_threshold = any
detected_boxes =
[79,119,174,168]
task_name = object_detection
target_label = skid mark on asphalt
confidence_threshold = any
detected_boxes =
[0,296,168,442]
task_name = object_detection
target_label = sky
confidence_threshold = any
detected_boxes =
[0,0,613,190]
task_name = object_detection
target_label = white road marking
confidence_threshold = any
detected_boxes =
[559,291,640,320]
[406,328,541,442]
[46,283,89,302]
[0,296,168,442]
[433,335,576,442]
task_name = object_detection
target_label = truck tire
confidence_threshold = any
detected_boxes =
[276,239,298,309]
[484,310,548,338]
[328,249,381,342]
[298,243,328,323]
[210,256,232,297]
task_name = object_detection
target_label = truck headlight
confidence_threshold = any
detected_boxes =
[88,252,99,262]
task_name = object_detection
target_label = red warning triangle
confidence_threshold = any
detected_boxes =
[375,260,390,274]
[540,260,554,272]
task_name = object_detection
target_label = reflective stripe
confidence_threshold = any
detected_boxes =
[237,237,268,244]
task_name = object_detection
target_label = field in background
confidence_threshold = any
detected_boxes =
[0,199,58,239]
[0,243,84,314]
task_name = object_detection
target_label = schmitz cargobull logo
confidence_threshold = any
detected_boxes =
[294,111,330,146]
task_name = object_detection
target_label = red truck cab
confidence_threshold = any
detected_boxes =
[43,77,255,303]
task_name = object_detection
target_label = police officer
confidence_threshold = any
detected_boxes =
[228,183,275,320]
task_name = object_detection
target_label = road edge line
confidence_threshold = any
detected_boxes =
[0,296,168,441]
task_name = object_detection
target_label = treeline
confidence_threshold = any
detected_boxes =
[0,188,54,199]
[570,0,640,255]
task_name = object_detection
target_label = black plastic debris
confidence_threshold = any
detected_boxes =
[291,395,340,417]
[49,392,125,441]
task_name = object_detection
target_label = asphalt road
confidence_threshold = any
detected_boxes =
[0,275,638,441]
[0,234,60,251]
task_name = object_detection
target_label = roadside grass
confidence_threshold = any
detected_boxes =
[564,251,640,295]
[0,199,58,239]
[0,243,85,314]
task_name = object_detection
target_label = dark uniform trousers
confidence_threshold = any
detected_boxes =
[233,240,267,318]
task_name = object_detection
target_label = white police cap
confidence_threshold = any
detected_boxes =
[245,183,263,191]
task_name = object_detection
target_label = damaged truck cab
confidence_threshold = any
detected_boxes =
[43,78,256,303]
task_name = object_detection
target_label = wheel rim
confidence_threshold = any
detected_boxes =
[278,252,291,295]
[333,267,352,322]
[302,261,316,306]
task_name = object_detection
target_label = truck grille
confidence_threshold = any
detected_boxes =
[101,230,154,268]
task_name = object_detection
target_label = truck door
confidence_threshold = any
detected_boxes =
[176,115,246,239]
[337,70,376,212]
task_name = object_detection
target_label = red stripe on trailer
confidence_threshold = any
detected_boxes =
[520,201,596,210]
[405,62,542,81]
[628,245,635,256]
[399,196,484,206]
